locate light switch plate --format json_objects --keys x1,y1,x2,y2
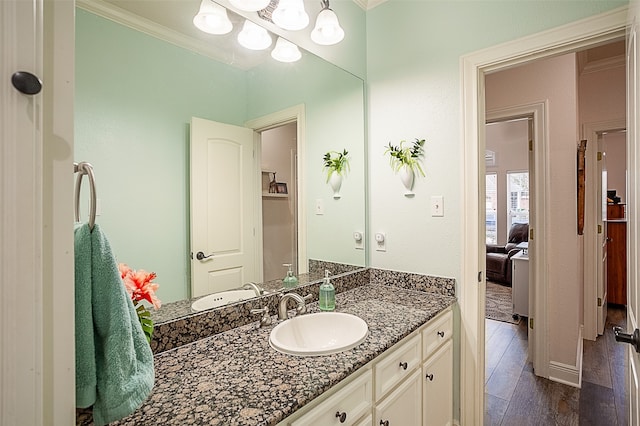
[
  {"x1": 315, "y1": 199, "x2": 324, "y2": 215},
  {"x1": 431, "y1": 196, "x2": 444, "y2": 217}
]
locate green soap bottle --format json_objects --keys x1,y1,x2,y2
[
  {"x1": 319, "y1": 270, "x2": 335, "y2": 311},
  {"x1": 282, "y1": 263, "x2": 298, "y2": 289}
]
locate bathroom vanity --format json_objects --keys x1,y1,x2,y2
[
  {"x1": 108, "y1": 279, "x2": 456, "y2": 426},
  {"x1": 280, "y1": 306, "x2": 453, "y2": 426}
]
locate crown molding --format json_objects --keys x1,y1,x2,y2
[
  {"x1": 352, "y1": 0, "x2": 388, "y2": 11},
  {"x1": 581, "y1": 54, "x2": 625, "y2": 75},
  {"x1": 76, "y1": 0, "x2": 245, "y2": 69}
]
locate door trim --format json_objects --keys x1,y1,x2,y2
[
  {"x1": 245, "y1": 105, "x2": 308, "y2": 275},
  {"x1": 460, "y1": 6, "x2": 627, "y2": 424},
  {"x1": 582, "y1": 119, "x2": 626, "y2": 341}
]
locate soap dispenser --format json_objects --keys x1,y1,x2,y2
[
  {"x1": 282, "y1": 263, "x2": 298, "y2": 289},
  {"x1": 319, "y1": 270, "x2": 335, "y2": 311}
]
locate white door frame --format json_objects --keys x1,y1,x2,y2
[
  {"x1": 1, "y1": 0, "x2": 76, "y2": 424},
  {"x1": 245, "y1": 105, "x2": 308, "y2": 276},
  {"x1": 583, "y1": 119, "x2": 626, "y2": 340},
  {"x1": 460, "y1": 7, "x2": 627, "y2": 423},
  {"x1": 486, "y1": 102, "x2": 547, "y2": 377}
]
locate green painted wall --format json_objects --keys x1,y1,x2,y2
[
  {"x1": 75, "y1": 8, "x2": 366, "y2": 303},
  {"x1": 365, "y1": 0, "x2": 627, "y2": 420},
  {"x1": 367, "y1": 0, "x2": 627, "y2": 279},
  {"x1": 76, "y1": 9, "x2": 247, "y2": 303},
  {"x1": 246, "y1": 54, "x2": 366, "y2": 266}
]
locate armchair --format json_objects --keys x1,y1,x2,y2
[{"x1": 486, "y1": 223, "x2": 529, "y2": 286}]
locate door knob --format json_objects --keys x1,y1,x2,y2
[
  {"x1": 614, "y1": 327, "x2": 640, "y2": 352},
  {"x1": 11, "y1": 71, "x2": 42, "y2": 95},
  {"x1": 195, "y1": 251, "x2": 214, "y2": 261}
]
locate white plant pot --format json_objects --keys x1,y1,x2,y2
[
  {"x1": 328, "y1": 172, "x2": 342, "y2": 199},
  {"x1": 399, "y1": 166, "x2": 414, "y2": 196}
]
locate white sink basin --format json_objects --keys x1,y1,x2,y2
[
  {"x1": 191, "y1": 289, "x2": 257, "y2": 312},
  {"x1": 269, "y1": 312, "x2": 368, "y2": 356}
]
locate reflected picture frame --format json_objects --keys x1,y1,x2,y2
[{"x1": 276, "y1": 182, "x2": 288, "y2": 194}]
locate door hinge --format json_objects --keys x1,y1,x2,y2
[
  {"x1": 598, "y1": 297, "x2": 603, "y2": 307},
  {"x1": 598, "y1": 224, "x2": 602, "y2": 234},
  {"x1": 529, "y1": 229, "x2": 534, "y2": 240},
  {"x1": 529, "y1": 318, "x2": 534, "y2": 329},
  {"x1": 597, "y1": 151, "x2": 603, "y2": 161},
  {"x1": 529, "y1": 140, "x2": 533, "y2": 151}
]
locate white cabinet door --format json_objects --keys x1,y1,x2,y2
[
  {"x1": 422, "y1": 340, "x2": 453, "y2": 426},
  {"x1": 375, "y1": 370, "x2": 421, "y2": 426}
]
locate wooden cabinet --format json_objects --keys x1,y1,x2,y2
[
  {"x1": 280, "y1": 307, "x2": 454, "y2": 426},
  {"x1": 607, "y1": 220, "x2": 627, "y2": 305},
  {"x1": 607, "y1": 203, "x2": 626, "y2": 219}
]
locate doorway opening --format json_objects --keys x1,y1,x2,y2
[
  {"x1": 246, "y1": 104, "x2": 308, "y2": 282},
  {"x1": 483, "y1": 113, "x2": 535, "y2": 415},
  {"x1": 259, "y1": 122, "x2": 299, "y2": 281},
  {"x1": 460, "y1": 9, "x2": 628, "y2": 421}
]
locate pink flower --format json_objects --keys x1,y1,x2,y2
[
  {"x1": 118, "y1": 263, "x2": 162, "y2": 310},
  {"x1": 118, "y1": 263, "x2": 132, "y2": 280}
]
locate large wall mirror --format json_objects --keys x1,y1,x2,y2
[{"x1": 74, "y1": 0, "x2": 367, "y2": 311}]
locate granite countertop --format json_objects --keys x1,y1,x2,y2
[{"x1": 112, "y1": 283, "x2": 456, "y2": 426}]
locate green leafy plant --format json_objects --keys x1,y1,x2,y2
[
  {"x1": 384, "y1": 138, "x2": 426, "y2": 176},
  {"x1": 322, "y1": 149, "x2": 350, "y2": 181}
]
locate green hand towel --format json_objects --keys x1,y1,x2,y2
[
  {"x1": 75, "y1": 223, "x2": 97, "y2": 407},
  {"x1": 74, "y1": 223, "x2": 155, "y2": 426}
]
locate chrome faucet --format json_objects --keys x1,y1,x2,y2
[
  {"x1": 278, "y1": 293, "x2": 311, "y2": 320},
  {"x1": 242, "y1": 282, "x2": 264, "y2": 296}
]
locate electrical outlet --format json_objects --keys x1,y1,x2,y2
[
  {"x1": 375, "y1": 232, "x2": 386, "y2": 251},
  {"x1": 315, "y1": 199, "x2": 324, "y2": 215},
  {"x1": 354, "y1": 231, "x2": 364, "y2": 250},
  {"x1": 431, "y1": 195, "x2": 444, "y2": 217}
]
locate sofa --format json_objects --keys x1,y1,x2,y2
[{"x1": 486, "y1": 223, "x2": 529, "y2": 286}]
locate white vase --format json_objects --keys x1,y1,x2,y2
[
  {"x1": 399, "y1": 166, "x2": 414, "y2": 195},
  {"x1": 328, "y1": 172, "x2": 342, "y2": 199}
]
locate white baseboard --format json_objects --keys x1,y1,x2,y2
[{"x1": 548, "y1": 325, "x2": 583, "y2": 388}]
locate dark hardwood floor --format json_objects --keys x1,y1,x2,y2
[{"x1": 485, "y1": 305, "x2": 628, "y2": 425}]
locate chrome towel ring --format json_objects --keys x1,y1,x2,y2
[{"x1": 74, "y1": 162, "x2": 97, "y2": 231}]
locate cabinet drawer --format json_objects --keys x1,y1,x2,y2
[
  {"x1": 374, "y1": 334, "x2": 421, "y2": 400},
  {"x1": 291, "y1": 369, "x2": 372, "y2": 426},
  {"x1": 422, "y1": 309, "x2": 452, "y2": 360}
]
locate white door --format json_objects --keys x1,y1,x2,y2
[
  {"x1": 620, "y1": 1, "x2": 640, "y2": 422},
  {"x1": 597, "y1": 134, "x2": 608, "y2": 335},
  {"x1": 190, "y1": 117, "x2": 258, "y2": 297}
]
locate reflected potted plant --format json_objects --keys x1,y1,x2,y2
[
  {"x1": 323, "y1": 149, "x2": 350, "y2": 199},
  {"x1": 384, "y1": 138, "x2": 426, "y2": 195},
  {"x1": 118, "y1": 263, "x2": 161, "y2": 343}
]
